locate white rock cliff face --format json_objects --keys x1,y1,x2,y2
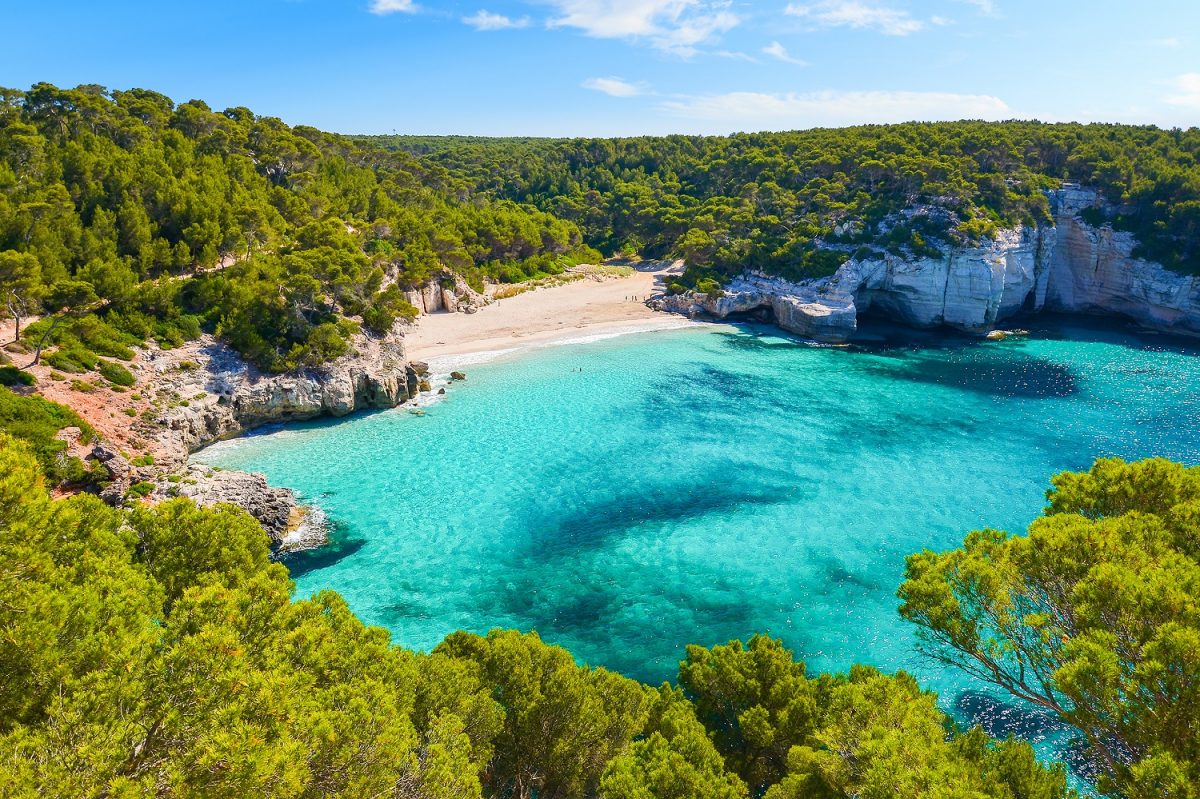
[
  {"x1": 133, "y1": 329, "x2": 423, "y2": 548},
  {"x1": 653, "y1": 188, "x2": 1200, "y2": 342},
  {"x1": 1042, "y1": 190, "x2": 1200, "y2": 335},
  {"x1": 145, "y1": 329, "x2": 422, "y2": 459}
]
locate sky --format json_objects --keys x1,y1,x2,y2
[{"x1": 3, "y1": 0, "x2": 1199, "y2": 136}]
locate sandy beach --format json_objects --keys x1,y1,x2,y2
[{"x1": 403, "y1": 261, "x2": 694, "y2": 367}]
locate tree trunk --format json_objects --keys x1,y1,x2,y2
[
  {"x1": 27, "y1": 314, "x2": 63, "y2": 367},
  {"x1": 5, "y1": 296, "x2": 22, "y2": 343}
]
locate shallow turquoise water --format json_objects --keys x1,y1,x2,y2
[{"x1": 198, "y1": 316, "x2": 1200, "y2": 773}]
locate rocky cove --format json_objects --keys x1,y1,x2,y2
[
  {"x1": 86, "y1": 187, "x2": 1200, "y2": 551},
  {"x1": 652, "y1": 187, "x2": 1200, "y2": 342},
  {"x1": 73, "y1": 324, "x2": 429, "y2": 550}
]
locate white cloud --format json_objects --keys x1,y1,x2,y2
[
  {"x1": 1151, "y1": 36, "x2": 1182, "y2": 48},
  {"x1": 1165, "y1": 73, "x2": 1200, "y2": 109},
  {"x1": 661, "y1": 89, "x2": 1012, "y2": 132},
  {"x1": 785, "y1": 1, "x2": 924, "y2": 36},
  {"x1": 583, "y1": 76, "x2": 646, "y2": 97},
  {"x1": 543, "y1": 1, "x2": 740, "y2": 55},
  {"x1": 369, "y1": 0, "x2": 417, "y2": 14},
  {"x1": 717, "y1": 50, "x2": 760, "y2": 63},
  {"x1": 762, "y1": 41, "x2": 806, "y2": 65},
  {"x1": 463, "y1": 10, "x2": 531, "y2": 30},
  {"x1": 957, "y1": 0, "x2": 995, "y2": 15}
]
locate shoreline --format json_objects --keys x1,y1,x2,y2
[
  {"x1": 403, "y1": 261, "x2": 685, "y2": 368},
  {"x1": 420, "y1": 316, "x2": 704, "y2": 375}
]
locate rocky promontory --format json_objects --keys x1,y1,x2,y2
[
  {"x1": 143, "y1": 329, "x2": 424, "y2": 458},
  {"x1": 652, "y1": 187, "x2": 1200, "y2": 342},
  {"x1": 22, "y1": 273, "x2": 487, "y2": 549},
  {"x1": 123, "y1": 326, "x2": 429, "y2": 547}
]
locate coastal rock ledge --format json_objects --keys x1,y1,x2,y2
[
  {"x1": 651, "y1": 187, "x2": 1200, "y2": 342},
  {"x1": 137, "y1": 329, "x2": 425, "y2": 548}
]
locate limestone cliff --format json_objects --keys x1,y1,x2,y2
[
  {"x1": 125, "y1": 327, "x2": 425, "y2": 548},
  {"x1": 652, "y1": 187, "x2": 1200, "y2": 342},
  {"x1": 404, "y1": 272, "x2": 489, "y2": 315},
  {"x1": 145, "y1": 329, "x2": 422, "y2": 458},
  {"x1": 1041, "y1": 188, "x2": 1200, "y2": 335}
]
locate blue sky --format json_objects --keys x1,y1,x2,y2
[{"x1": 4, "y1": 1, "x2": 1198, "y2": 136}]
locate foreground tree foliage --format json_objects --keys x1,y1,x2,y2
[
  {"x1": 0, "y1": 431, "x2": 1072, "y2": 798},
  {"x1": 678, "y1": 637, "x2": 1068, "y2": 799},
  {"x1": 900, "y1": 457, "x2": 1200, "y2": 798}
]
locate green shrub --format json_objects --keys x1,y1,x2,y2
[
  {"x1": 97, "y1": 360, "x2": 136, "y2": 387},
  {"x1": 127, "y1": 480, "x2": 155, "y2": 498},
  {"x1": 71, "y1": 315, "x2": 137, "y2": 360},
  {"x1": 131, "y1": 454, "x2": 155, "y2": 467},
  {"x1": 0, "y1": 386, "x2": 95, "y2": 484},
  {"x1": 0, "y1": 366, "x2": 35, "y2": 387},
  {"x1": 43, "y1": 346, "x2": 99, "y2": 374},
  {"x1": 69, "y1": 380, "x2": 96, "y2": 393},
  {"x1": 694, "y1": 278, "x2": 724, "y2": 299}
]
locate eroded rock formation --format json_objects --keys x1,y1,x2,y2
[
  {"x1": 653, "y1": 187, "x2": 1200, "y2": 342},
  {"x1": 128, "y1": 327, "x2": 428, "y2": 547}
]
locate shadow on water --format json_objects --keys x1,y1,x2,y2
[
  {"x1": 818, "y1": 555, "x2": 886, "y2": 592},
  {"x1": 712, "y1": 324, "x2": 818, "y2": 353},
  {"x1": 482, "y1": 568, "x2": 768, "y2": 683},
  {"x1": 862, "y1": 353, "x2": 1078, "y2": 399},
  {"x1": 239, "y1": 406, "x2": 395, "y2": 440},
  {"x1": 519, "y1": 476, "x2": 804, "y2": 564},
  {"x1": 956, "y1": 690, "x2": 1071, "y2": 743},
  {"x1": 705, "y1": 318, "x2": 1081, "y2": 399},
  {"x1": 279, "y1": 519, "x2": 367, "y2": 578}
]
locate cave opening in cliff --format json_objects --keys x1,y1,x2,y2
[{"x1": 722, "y1": 306, "x2": 778, "y2": 326}]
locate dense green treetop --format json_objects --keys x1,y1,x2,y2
[
  {"x1": 0, "y1": 83, "x2": 596, "y2": 372},
  {"x1": 367, "y1": 122, "x2": 1200, "y2": 281},
  {"x1": 900, "y1": 457, "x2": 1200, "y2": 798}
]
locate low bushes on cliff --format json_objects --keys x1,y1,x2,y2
[
  {"x1": 96, "y1": 359, "x2": 135, "y2": 387},
  {"x1": 0, "y1": 365, "x2": 34, "y2": 386},
  {"x1": 0, "y1": 387, "x2": 94, "y2": 483}
]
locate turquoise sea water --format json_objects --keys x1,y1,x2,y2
[{"x1": 198, "y1": 315, "x2": 1200, "y2": 775}]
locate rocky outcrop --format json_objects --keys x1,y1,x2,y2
[
  {"x1": 166, "y1": 465, "x2": 319, "y2": 549},
  {"x1": 115, "y1": 326, "x2": 429, "y2": 548},
  {"x1": 143, "y1": 329, "x2": 424, "y2": 459},
  {"x1": 651, "y1": 279, "x2": 857, "y2": 343},
  {"x1": 91, "y1": 442, "x2": 134, "y2": 505},
  {"x1": 405, "y1": 273, "x2": 488, "y2": 315},
  {"x1": 652, "y1": 187, "x2": 1200, "y2": 342},
  {"x1": 1041, "y1": 189, "x2": 1200, "y2": 335}
]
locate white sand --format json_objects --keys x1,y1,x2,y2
[{"x1": 403, "y1": 262, "x2": 693, "y2": 367}]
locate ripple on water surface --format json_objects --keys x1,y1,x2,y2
[{"x1": 197, "y1": 315, "x2": 1200, "y2": 783}]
